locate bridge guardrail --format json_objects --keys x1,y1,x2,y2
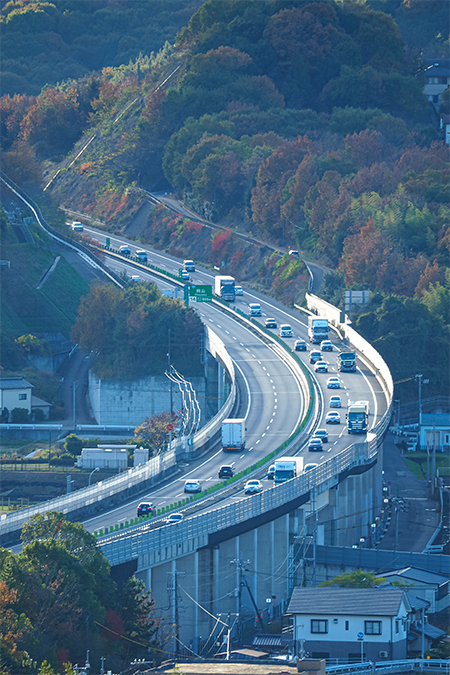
[{"x1": 0, "y1": 327, "x2": 235, "y2": 540}]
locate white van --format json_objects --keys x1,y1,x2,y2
[
  {"x1": 135, "y1": 250, "x2": 148, "y2": 262},
  {"x1": 71, "y1": 221, "x2": 83, "y2": 232},
  {"x1": 249, "y1": 303, "x2": 262, "y2": 316},
  {"x1": 183, "y1": 260, "x2": 195, "y2": 272}
]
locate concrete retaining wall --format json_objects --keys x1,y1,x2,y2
[{"x1": 89, "y1": 372, "x2": 207, "y2": 426}]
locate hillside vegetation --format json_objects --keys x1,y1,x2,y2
[
  {"x1": 0, "y1": 216, "x2": 90, "y2": 371},
  {"x1": 71, "y1": 282, "x2": 205, "y2": 379},
  {"x1": 0, "y1": 0, "x2": 448, "y2": 399}
]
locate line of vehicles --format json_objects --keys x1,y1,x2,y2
[{"x1": 99, "y1": 244, "x2": 370, "y2": 517}]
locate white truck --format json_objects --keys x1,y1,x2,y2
[
  {"x1": 221, "y1": 418, "x2": 245, "y2": 452},
  {"x1": 308, "y1": 316, "x2": 329, "y2": 343},
  {"x1": 274, "y1": 456, "x2": 304, "y2": 485},
  {"x1": 214, "y1": 275, "x2": 236, "y2": 301}
]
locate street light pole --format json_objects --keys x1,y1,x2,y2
[{"x1": 88, "y1": 467, "x2": 99, "y2": 486}]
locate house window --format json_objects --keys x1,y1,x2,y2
[
  {"x1": 311, "y1": 620, "x2": 328, "y2": 634},
  {"x1": 365, "y1": 621, "x2": 382, "y2": 635},
  {"x1": 395, "y1": 619, "x2": 400, "y2": 633},
  {"x1": 19, "y1": 393, "x2": 27, "y2": 400},
  {"x1": 345, "y1": 621, "x2": 349, "y2": 630}
]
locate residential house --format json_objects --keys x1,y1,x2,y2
[
  {"x1": 423, "y1": 59, "x2": 450, "y2": 109},
  {"x1": 0, "y1": 377, "x2": 33, "y2": 419},
  {"x1": 377, "y1": 567, "x2": 449, "y2": 614},
  {"x1": 404, "y1": 593, "x2": 447, "y2": 655},
  {"x1": 287, "y1": 588, "x2": 410, "y2": 662}
]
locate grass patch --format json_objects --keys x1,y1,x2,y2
[
  {"x1": 0, "y1": 239, "x2": 90, "y2": 340},
  {"x1": 41, "y1": 255, "x2": 90, "y2": 325},
  {"x1": 403, "y1": 452, "x2": 450, "y2": 481}
]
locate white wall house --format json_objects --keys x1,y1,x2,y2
[
  {"x1": 419, "y1": 413, "x2": 450, "y2": 455},
  {"x1": 288, "y1": 588, "x2": 410, "y2": 662},
  {"x1": 0, "y1": 377, "x2": 33, "y2": 417},
  {"x1": 423, "y1": 60, "x2": 450, "y2": 109}
]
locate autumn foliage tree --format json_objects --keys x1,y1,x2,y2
[
  {"x1": 71, "y1": 282, "x2": 204, "y2": 379},
  {"x1": 0, "y1": 512, "x2": 158, "y2": 671}
]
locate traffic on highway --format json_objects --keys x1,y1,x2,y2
[{"x1": 75, "y1": 222, "x2": 387, "y2": 537}]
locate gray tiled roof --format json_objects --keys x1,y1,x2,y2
[
  {"x1": 405, "y1": 592, "x2": 429, "y2": 612},
  {"x1": 288, "y1": 588, "x2": 407, "y2": 616},
  {"x1": 0, "y1": 377, "x2": 33, "y2": 390}
]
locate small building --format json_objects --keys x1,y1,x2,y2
[
  {"x1": 287, "y1": 587, "x2": 410, "y2": 662},
  {"x1": 31, "y1": 395, "x2": 51, "y2": 420},
  {"x1": 423, "y1": 59, "x2": 450, "y2": 109},
  {"x1": 0, "y1": 377, "x2": 33, "y2": 418},
  {"x1": 77, "y1": 445, "x2": 135, "y2": 470},
  {"x1": 441, "y1": 114, "x2": 450, "y2": 145},
  {"x1": 419, "y1": 413, "x2": 450, "y2": 455}
]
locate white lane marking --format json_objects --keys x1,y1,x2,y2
[
  {"x1": 274, "y1": 405, "x2": 277, "y2": 409},
  {"x1": 262, "y1": 433, "x2": 266, "y2": 437},
  {"x1": 270, "y1": 419, "x2": 274, "y2": 423},
  {"x1": 252, "y1": 354, "x2": 256, "y2": 358},
  {"x1": 225, "y1": 330, "x2": 229, "y2": 334},
  {"x1": 240, "y1": 454, "x2": 245, "y2": 459},
  {"x1": 263, "y1": 366, "x2": 266, "y2": 370},
  {"x1": 256, "y1": 440, "x2": 260, "y2": 444},
  {"x1": 217, "y1": 325, "x2": 222, "y2": 329},
  {"x1": 233, "y1": 336, "x2": 237, "y2": 340}
]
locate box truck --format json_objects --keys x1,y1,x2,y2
[
  {"x1": 274, "y1": 456, "x2": 304, "y2": 485},
  {"x1": 221, "y1": 418, "x2": 245, "y2": 452},
  {"x1": 214, "y1": 275, "x2": 236, "y2": 301},
  {"x1": 308, "y1": 316, "x2": 329, "y2": 343}
]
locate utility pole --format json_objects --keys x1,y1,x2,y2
[
  {"x1": 230, "y1": 556, "x2": 249, "y2": 640},
  {"x1": 415, "y1": 374, "x2": 423, "y2": 422},
  {"x1": 168, "y1": 329, "x2": 173, "y2": 422},
  {"x1": 174, "y1": 568, "x2": 180, "y2": 658},
  {"x1": 311, "y1": 486, "x2": 317, "y2": 587},
  {"x1": 72, "y1": 380, "x2": 79, "y2": 428},
  {"x1": 431, "y1": 418, "x2": 437, "y2": 496}
]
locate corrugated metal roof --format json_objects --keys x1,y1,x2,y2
[
  {"x1": 288, "y1": 588, "x2": 407, "y2": 616},
  {"x1": 410, "y1": 623, "x2": 447, "y2": 640}
]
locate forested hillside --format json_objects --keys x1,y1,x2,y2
[{"x1": 0, "y1": 0, "x2": 448, "y2": 399}]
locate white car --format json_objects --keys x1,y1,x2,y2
[
  {"x1": 184, "y1": 479, "x2": 202, "y2": 493},
  {"x1": 304, "y1": 463, "x2": 318, "y2": 472},
  {"x1": 244, "y1": 480, "x2": 263, "y2": 494},
  {"x1": 329, "y1": 396, "x2": 342, "y2": 408},
  {"x1": 279, "y1": 324, "x2": 293, "y2": 337},
  {"x1": 166, "y1": 513, "x2": 184, "y2": 524},
  {"x1": 326, "y1": 411, "x2": 341, "y2": 424},
  {"x1": 181, "y1": 270, "x2": 190, "y2": 281},
  {"x1": 234, "y1": 285, "x2": 243, "y2": 296},
  {"x1": 327, "y1": 377, "x2": 341, "y2": 389},
  {"x1": 315, "y1": 361, "x2": 328, "y2": 373}
]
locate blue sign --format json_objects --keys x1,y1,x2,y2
[{"x1": 357, "y1": 632, "x2": 364, "y2": 640}]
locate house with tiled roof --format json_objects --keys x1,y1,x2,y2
[
  {"x1": 287, "y1": 588, "x2": 410, "y2": 662},
  {"x1": 423, "y1": 59, "x2": 450, "y2": 109}
]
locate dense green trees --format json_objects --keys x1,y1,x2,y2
[
  {"x1": 71, "y1": 282, "x2": 204, "y2": 380},
  {"x1": 0, "y1": 512, "x2": 157, "y2": 672},
  {"x1": 0, "y1": 0, "x2": 203, "y2": 96}
]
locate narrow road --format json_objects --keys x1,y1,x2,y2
[
  {"x1": 58, "y1": 350, "x2": 96, "y2": 428},
  {"x1": 378, "y1": 433, "x2": 439, "y2": 553}
]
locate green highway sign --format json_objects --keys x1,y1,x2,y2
[
  {"x1": 106, "y1": 237, "x2": 110, "y2": 247},
  {"x1": 189, "y1": 285, "x2": 212, "y2": 303}
]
